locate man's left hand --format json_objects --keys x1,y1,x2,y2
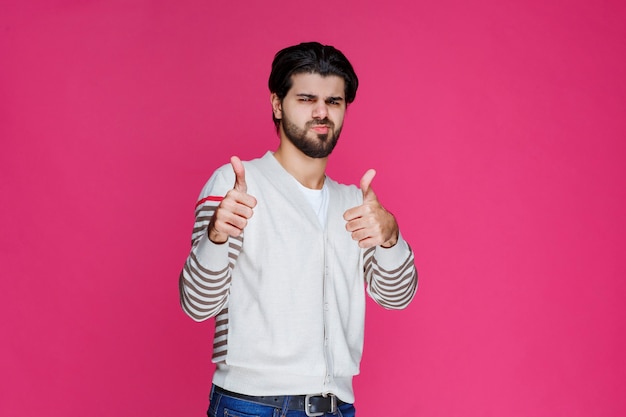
[{"x1": 343, "y1": 169, "x2": 399, "y2": 249}]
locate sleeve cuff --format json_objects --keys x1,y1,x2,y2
[
  {"x1": 374, "y1": 233, "x2": 411, "y2": 269},
  {"x1": 194, "y1": 231, "x2": 231, "y2": 271}
]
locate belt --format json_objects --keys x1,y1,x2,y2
[{"x1": 214, "y1": 385, "x2": 346, "y2": 416}]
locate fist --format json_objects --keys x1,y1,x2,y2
[
  {"x1": 343, "y1": 169, "x2": 399, "y2": 248},
  {"x1": 208, "y1": 156, "x2": 257, "y2": 244}
]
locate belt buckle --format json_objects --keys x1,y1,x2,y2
[{"x1": 305, "y1": 394, "x2": 337, "y2": 417}]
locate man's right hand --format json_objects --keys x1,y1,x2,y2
[{"x1": 207, "y1": 156, "x2": 257, "y2": 244}]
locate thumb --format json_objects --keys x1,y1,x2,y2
[
  {"x1": 360, "y1": 169, "x2": 377, "y2": 202},
  {"x1": 230, "y1": 156, "x2": 247, "y2": 193}
]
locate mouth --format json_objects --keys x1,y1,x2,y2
[
  {"x1": 309, "y1": 119, "x2": 333, "y2": 133},
  {"x1": 311, "y1": 125, "x2": 330, "y2": 134}
]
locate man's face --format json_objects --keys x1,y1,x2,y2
[{"x1": 273, "y1": 72, "x2": 346, "y2": 158}]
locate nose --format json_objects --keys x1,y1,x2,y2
[{"x1": 312, "y1": 101, "x2": 328, "y2": 120}]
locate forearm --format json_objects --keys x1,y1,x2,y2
[
  {"x1": 179, "y1": 197, "x2": 241, "y2": 321},
  {"x1": 365, "y1": 234, "x2": 418, "y2": 310},
  {"x1": 179, "y1": 234, "x2": 238, "y2": 321}
]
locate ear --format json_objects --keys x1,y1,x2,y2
[{"x1": 270, "y1": 93, "x2": 282, "y2": 120}]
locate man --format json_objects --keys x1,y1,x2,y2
[{"x1": 180, "y1": 42, "x2": 417, "y2": 417}]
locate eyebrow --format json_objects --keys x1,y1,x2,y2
[{"x1": 296, "y1": 94, "x2": 345, "y2": 102}]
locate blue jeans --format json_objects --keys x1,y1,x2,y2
[{"x1": 207, "y1": 385, "x2": 356, "y2": 417}]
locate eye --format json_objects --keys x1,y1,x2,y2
[{"x1": 297, "y1": 95, "x2": 315, "y2": 102}]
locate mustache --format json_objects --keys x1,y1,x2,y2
[{"x1": 307, "y1": 119, "x2": 334, "y2": 129}]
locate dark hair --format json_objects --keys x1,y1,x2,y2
[{"x1": 268, "y1": 42, "x2": 359, "y2": 129}]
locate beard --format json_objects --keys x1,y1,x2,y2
[{"x1": 281, "y1": 115, "x2": 343, "y2": 159}]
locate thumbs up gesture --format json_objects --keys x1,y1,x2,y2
[
  {"x1": 343, "y1": 169, "x2": 399, "y2": 249},
  {"x1": 208, "y1": 156, "x2": 258, "y2": 244}
]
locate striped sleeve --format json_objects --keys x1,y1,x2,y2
[
  {"x1": 179, "y1": 173, "x2": 243, "y2": 322},
  {"x1": 364, "y1": 235, "x2": 418, "y2": 310}
]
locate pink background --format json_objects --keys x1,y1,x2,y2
[{"x1": 1, "y1": 1, "x2": 625, "y2": 416}]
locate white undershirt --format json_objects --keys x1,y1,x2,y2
[{"x1": 293, "y1": 179, "x2": 329, "y2": 229}]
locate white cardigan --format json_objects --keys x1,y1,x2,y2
[{"x1": 180, "y1": 152, "x2": 417, "y2": 403}]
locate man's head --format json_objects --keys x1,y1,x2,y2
[{"x1": 268, "y1": 42, "x2": 359, "y2": 158}]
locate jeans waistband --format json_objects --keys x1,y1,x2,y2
[{"x1": 213, "y1": 385, "x2": 346, "y2": 415}]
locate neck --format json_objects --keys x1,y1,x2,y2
[{"x1": 274, "y1": 139, "x2": 328, "y2": 190}]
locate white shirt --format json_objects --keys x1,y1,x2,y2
[{"x1": 293, "y1": 178, "x2": 329, "y2": 229}]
